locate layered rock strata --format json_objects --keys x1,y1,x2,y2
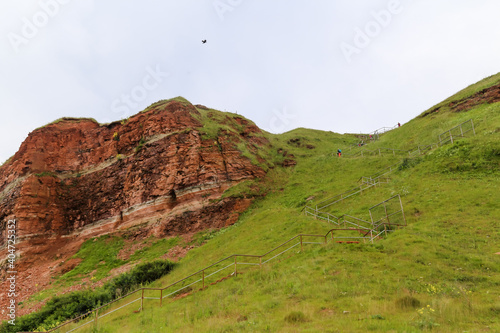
[{"x1": 0, "y1": 99, "x2": 268, "y2": 313}]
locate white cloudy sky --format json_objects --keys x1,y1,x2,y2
[{"x1": 1, "y1": 0, "x2": 499, "y2": 163}]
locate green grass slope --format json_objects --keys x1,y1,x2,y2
[{"x1": 11, "y1": 74, "x2": 500, "y2": 332}]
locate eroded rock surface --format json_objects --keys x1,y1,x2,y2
[{"x1": 0, "y1": 99, "x2": 269, "y2": 313}]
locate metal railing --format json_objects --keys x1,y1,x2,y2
[
  {"x1": 369, "y1": 195, "x2": 407, "y2": 229},
  {"x1": 22, "y1": 227, "x2": 384, "y2": 333},
  {"x1": 438, "y1": 119, "x2": 476, "y2": 145},
  {"x1": 344, "y1": 144, "x2": 442, "y2": 158},
  {"x1": 313, "y1": 181, "x2": 378, "y2": 211},
  {"x1": 371, "y1": 125, "x2": 399, "y2": 136},
  {"x1": 365, "y1": 162, "x2": 400, "y2": 180},
  {"x1": 342, "y1": 123, "x2": 401, "y2": 153},
  {"x1": 352, "y1": 125, "x2": 399, "y2": 144},
  {"x1": 407, "y1": 144, "x2": 439, "y2": 157},
  {"x1": 303, "y1": 207, "x2": 373, "y2": 231},
  {"x1": 344, "y1": 120, "x2": 475, "y2": 159},
  {"x1": 307, "y1": 163, "x2": 396, "y2": 214},
  {"x1": 306, "y1": 194, "x2": 406, "y2": 241},
  {"x1": 306, "y1": 194, "x2": 404, "y2": 232},
  {"x1": 303, "y1": 154, "x2": 407, "y2": 249}
]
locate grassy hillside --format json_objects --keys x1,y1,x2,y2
[
  {"x1": 7, "y1": 75, "x2": 500, "y2": 332},
  {"x1": 422, "y1": 72, "x2": 500, "y2": 114}
]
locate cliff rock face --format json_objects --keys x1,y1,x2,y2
[{"x1": 0, "y1": 99, "x2": 269, "y2": 312}]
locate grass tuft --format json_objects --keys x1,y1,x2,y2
[
  {"x1": 284, "y1": 311, "x2": 308, "y2": 323},
  {"x1": 395, "y1": 295, "x2": 422, "y2": 309}
]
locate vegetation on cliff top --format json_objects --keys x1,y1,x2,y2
[
  {"x1": 34, "y1": 117, "x2": 99, "y2": 131},
  {"x1": 31, "y1": 96, "x2": 189, "y2": 132}
]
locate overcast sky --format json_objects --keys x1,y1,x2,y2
[{"x1": 1, "y1": 0, "x2": 499, "y2": 164}]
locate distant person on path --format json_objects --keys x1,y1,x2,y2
[
  {"x1": 337, "y1": 149, "x2": 342, "y2": 157},
  {"x1": 398, "y1": 122, "x2": 401, "y2": 127}
]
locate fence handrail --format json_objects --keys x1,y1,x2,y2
[
  {"x1": 157, "y1": 234, "x2": 305, "y2": 294},
  {"x1": 321, "y1": 120, "x2": 476, "y2": 212},
  {"x1": 342, "y1": 214, "x2": 373, "y2": 227},
  {"x1": 37, "y1": 226, "x2": 379, "y2": 333},
  {"x1": 315, "y1": 182, "x2": 376, "y2": 211},
  {"x1": 437, "y1": 119, "x2": 475, "y2": 139},
  {"x1": 367, "y1": 162, "x2": 400, "y2": 179},
  {"x1": 314, "y1": 172, "x2": 391, "y2": 210},
  {"x1": 311, "y1": 167, "x2": 395, "y2": 212},
  {"x1": 325, "y1": 228, "x2": 371, "y2": 239},
  {"x1": 368, "y1": 194, "x2": 400, "y2": 210},
  {"x1": 340, "y1": 123, "x2": 401, "y2": 154},
  {"x1": 371, "y1": 125, "x2": 399, "y2": 135},
  {"x1": 343, "y1": 119, "x2": 475, "y2": 158}
]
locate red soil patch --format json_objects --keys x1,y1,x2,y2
[{"x1": 421, "y1": 82, "x2": 500, "y2": 117}]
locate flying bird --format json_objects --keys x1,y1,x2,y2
[{"x1": 202, "y1": 40, "x2": 207, "y2": 44}]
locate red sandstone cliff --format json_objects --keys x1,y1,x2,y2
[{"x1": 0, "y1": 98, "x2": 270, "y2": 313}]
